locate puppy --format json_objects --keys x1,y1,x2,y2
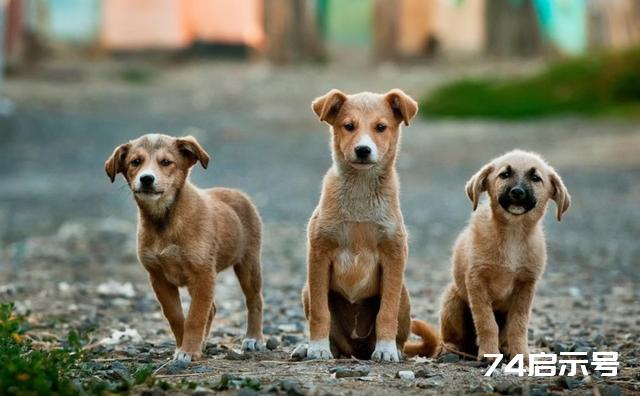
[
  {"x1": 297, "y1": 89, "x2": 438, "y2": 362},
  {"x1": 105, "y1": 134, "x2": 265, "y2": 362},
  {"x1": 439, "y1": 150, "x2": 570, "y2": 361}
]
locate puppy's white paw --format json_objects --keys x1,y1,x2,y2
[
  {"x1": 371, "y1": 340, "x2": 400, "y2": 362},
  {"x1": 242, "y1": 338, "x2": 266, "y2": 352},
  {"x1": 307, "y1": 338, "x2": 333, "y2": 360},
  {"x1": 173, "y1": 349, "x2": 193, "y2": 363}
]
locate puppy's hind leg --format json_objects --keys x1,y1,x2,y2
[
  {"x1": 440, "y1": 283, "x2": 476, "y2": 356},
  {"x1": 234, "y1": 251, "x2": 265, "y2": 352},
  {"x1": 203, "y1": 302, "x2": 217, "y2": 342}
]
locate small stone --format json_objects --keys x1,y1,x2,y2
[
  {"x1": 535, "y1": 335, "x2": 554, "y2": 348},
  {"x1": 191, "y1": 365, "x2": 212, "y2": 374},
  {"x1": 552, "y1": 341, "x2": 574, "y2": 353},
  {"x1": 494, "y1": 381, "x2": 514, "y2": 394},
  {"x1": 557, "y1": 376, "x2": 582, "y2": 390},
  {"x1": 396, "y1": 370, "x2": 415, "y2": 380},
  {"x1": 601, "y1": 385, "x2": 622, "y2": 396},
  {"x1": 290, "y1": 344, "x2": 308, "y2": 361},
  {"x1": 165, "y1": 360, "x2": 189, "y2": 375},
  {"x1": 593, "y1": 334, "x2": 606, "y2": 346},
  {"x1": 425, "y1": 374, "x2": 445, "y2": 387},
  {"x1": 436, "y1": 352, "x2": 461, "y2": 363},
  {"x1": 469, "y1": 380, "x2": 494, "y2": 393},
  {"x1": 224, "y1": 350, "x2": 250, "y2": 361},
  {"x1": 528, "y1": 384, "x2": 550, "y2": 396},
  {"x1": 266, "y1": 336, "x2": 280, "y2": 350},
  {"x1": 279, "y1": 380, "x2": 305, "y2": 396},
  {"x1": 414, "y1": 369, "x2": 433, "y2": 378},
  {"x1": 332, "y1": 365, "x2": 370, "y2": 378},
  {"x1": 281, "y1": 334, "x2": 302, "y2": 346},
  {"x1": 263, "y1": 325, "x2": 280, "y2": 335}
]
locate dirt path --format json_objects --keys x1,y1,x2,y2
[{"x1": 1, "y1": 59, "x2": 639, "y2": 395}]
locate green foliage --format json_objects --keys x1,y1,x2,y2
[
  {"x1": 0, "y1": 303, "x2": 85, "y2": 395},
  {"x1": 421, "y1": 48, "x2": 640, "y2": 119}
]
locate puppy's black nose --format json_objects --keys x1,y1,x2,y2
[
  {"x1": 354, "y1": 145, "x2": 371, "y2": 159},
  {"x1": 140, "y1": 174, "x2": 155, "y2": 186},
  {"x1": 509, "y1": 187, "x2": 525, "y2": 200}
]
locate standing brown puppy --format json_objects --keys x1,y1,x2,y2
[
  {"x1": 439, "y1": 150, "x2": 570, "y2": 361},
  {"x1": 105, "y1": 134, "x2": 265, "y2": 362},
  {"x1": 296, "y1": 89, "x2": 438, "y2": 361}
]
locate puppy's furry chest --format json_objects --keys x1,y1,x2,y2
[
  {"x1": 328, "y1": 222, "x2": 387, "y2": 303},
  {"x1": 139, "y1": 242, "x2": 202, "y2": 286},
  {"x1": 486, "y1": 242, "x2": 544, "y2": 306}
]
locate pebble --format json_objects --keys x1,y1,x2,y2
[
  {"x1": 469, "y1": 380, "x2": 494, "y2": 393},
  {"x1": 552, "y1": 341, "x2": 574, "y2": 353},
  {"x1": 436, "y1": 352, "x2": 461, "y2": 363},
  {"x1": 165, "y1": 360, "x2": 189, "y2": 375},
  {"x1": 557, "y1": 376, "x2": 582, "y2": 390},
  {"x1": 396, "y1": 370, "x2": 415, "y2": 380},
  {"x1": 601, "y1": 384, "x2": 622, "y2": 396},
  {"x1": 414, "y1": 369, "x2": 434, "y2": 378},
  {"x1": 290, "y1": 344, "x2": 308, "y2": 361},
  {"x1": 224, "y1": 350, "x2": 250, "y2": 361},
  {"x1": 281, "y1": 334, "x2": 302, "y2": 346},
  {"x1": 279, "y1": 380, "x2": 305, "y2": 396},
  {"x1": 331, "y1": 365, "x2": 370, "y2": 378},
  {"x1": 593, "y1": 334, "x2": 606, "y2": 346},
  {"x1": 266, "y1": 336, "x2": 280, "y2": 350}
]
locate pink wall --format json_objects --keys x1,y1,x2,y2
[{"x1": 102, "y1": 0, "x2": 264, "y2": 50}]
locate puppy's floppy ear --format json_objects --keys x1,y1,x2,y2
[
  {"x1": 385, "y1": 89, "x2": 418, "y2": 126},
  {"x1": 549, "y1": 168, "x2": 571, "y2": 221},
  {"x1": 465, "y1": 164, "x2": 494, "y2": 211},
  {"x1": 176, "y1": 136, "x2": 210, "y2": 169},
  {"x1": 311, "y1": 89, "x2": 348, "y2": 124},
  {"x1": 104, "y1": 143, "x2": 131, "y2": 183}
]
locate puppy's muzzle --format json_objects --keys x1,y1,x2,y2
[{"x1": 499, "y1": 184, "x2": 537, "y2": 215}]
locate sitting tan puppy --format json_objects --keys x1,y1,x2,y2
[
  {"x1": 439, "y1": 150, "x2": 570, "y2": 361},
  {"x1": 105, "y1": 134, "x2": 265, "y2": 362},
  {"x1": 296, "y1": 89, "x2": 438, "y2": 362}
]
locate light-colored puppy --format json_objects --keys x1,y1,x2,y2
[
  {"x1": 439, "y1": 150, "x2": 570, "y2": 361},
  {"x1": 105, "y1": 134, "x2": 265, "y2": 362},
  {"x1": 297, "y1": 89, "x2": 438, "y2": 362}
]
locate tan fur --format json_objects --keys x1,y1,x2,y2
[
  {"x1": 440, "y1": 150, "x2": 571, "y2": 361},
  {"x1": 302, "y1": 89, "x2": 433, "y2": 361},
  {"x1": 105, "y1": 134, "x2": 264, "y2": 361}
]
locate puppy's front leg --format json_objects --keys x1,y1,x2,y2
[
  {"x1": 372, "y1": 240, "x2": 406, "y2": 362},
  {"x1": 505, "y1": 281, "x2": 535, "y2": 360},
  {"x1": 306, "y1": 244, "x2": 333, "y2": 359},
  {"x1": 149, "y1": 272, "x2": 185, "y2": 349},
  {"x1": 467, "y1": 277, "x2": 500, "y2": 359},
  {"x1": 176, "y1": 274, "x2": 215, "y2": 362}
]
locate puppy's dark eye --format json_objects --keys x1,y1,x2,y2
[
  {"x1": 498, "y1": 171, "x2": 511, "y2": 179},
  {"x1": 131, "y1": 159, "x2": 141, "y2": 167},
  {"x1": 531, "y1": 174, "x2": 542, "y2": 182},
  {"x1": 160, "y1": 159, "x2": 173, "y2": 167},
  {"x1": 344, "y1": 122, "x2": 355, "y2": 132},
  {"x1": 375, "y1": 123, "x2": 387, "y2": 133}
]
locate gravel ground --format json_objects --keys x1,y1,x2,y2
[{"x1": 0, "y1": 59, "x2": 639, "y2": 395}]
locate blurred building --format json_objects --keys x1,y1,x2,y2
[{"x1": 1, "y1": 0, "x2": 640, "y2": 66}]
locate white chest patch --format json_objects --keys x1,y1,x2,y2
[{"x1": 355, "y1": 134, "x2": 378, "y2": 161}]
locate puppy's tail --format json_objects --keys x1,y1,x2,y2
[{"x1": 404, "y1": 319, "x2": 441, "y2": 358}]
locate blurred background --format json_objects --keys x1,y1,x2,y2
[{"x1": 0, "y1": 1, "x2": 639, "y2": 387}]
